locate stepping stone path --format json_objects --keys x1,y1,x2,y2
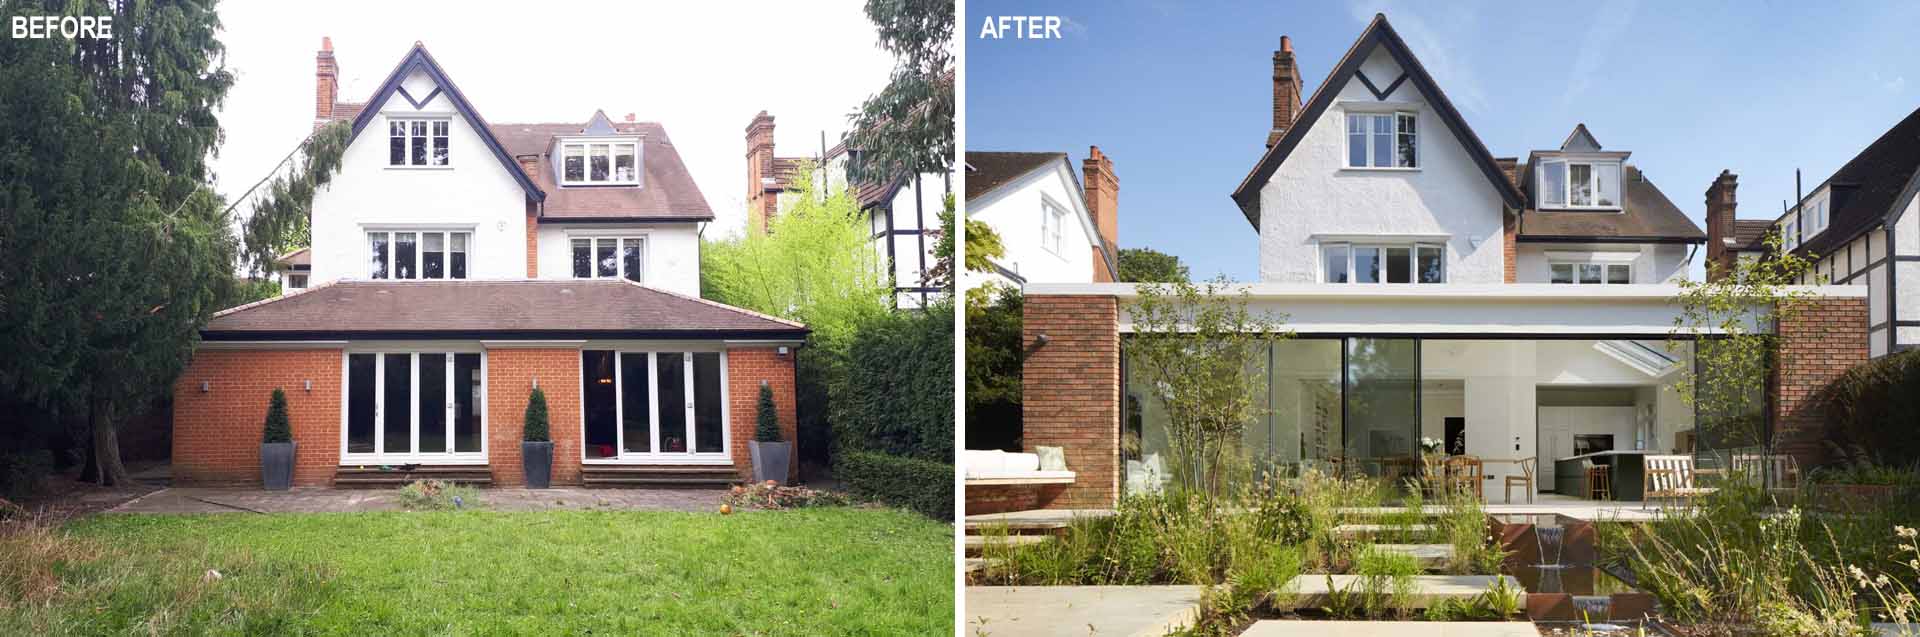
[
  {"x1": 1373, "y1": 544, "x2": 1453, "y2": 569},
  {"x1": 964, "y1": 534, "x2": 1052, "y2": 555},
  {"x1": 1241, "y1": 620, "x2": 1539, "y2": 636},
  {"x1": 1333, "y1": 523, "x2": 1435, "y2": 538},
  {"x1": 1276, "y1": 575, "x2": 1522, "y2": 610},
  {"x1": 966, "y1": 585, "x2": 1203, "y2": 637}
]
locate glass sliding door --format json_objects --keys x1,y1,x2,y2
[
  {"x1": 382, "y1": 353, "x2": 411, "y2": 454},
  {"x1": 342, "y1": 350, "x2": 485, "y2": 463},
  {"x1": 453, "y1": 354, "x2": 482, "y2": 453},
  {"x1": 656, "y1": 353, "x2": 688, "y2": 453},
  {"x1": 582, "y1": 351, "x2": 618, "y2": 459},
  {"x1": 693, "y1": 353, "x2": 723, "y2": 453},
  {"x1": 580, "y1": 349, "x2": 729, "y2": 463},
  {"x1": 419, "y1": 354, "x2": 446, "y2": 453},
  {"x1": 620, "y1": 352, "x2": 652, "y2": 454},
  {"x1": 1345, "y1": 338, "x2": 1420, "y2": 477},
  {"x1": 347, "y1": 354, "x2": 377, "y2": 453}
]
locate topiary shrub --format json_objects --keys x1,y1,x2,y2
[
  {"x1": 836, "y1": 449, "x2": 952, "y2": 520},
  {"x1": 263, "y1": 388, "x2": 292, "y2": 443},
  {"x1": 1822, "y1": 349, "x2": 1920, "y2": 467},
  {"x1": 755, "y1": 382, "x2": 781, "y2": 443},
  {"x1": 523, "y1": 387, "x2": 550, "y2": 442}
]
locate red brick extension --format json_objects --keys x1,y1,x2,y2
[
  {"x1": 1771, "y1": 297, "x2": 1869, "y2": 467},
  {"x1": 173, "y1": 346, "x2": 796, "y2": 487}
]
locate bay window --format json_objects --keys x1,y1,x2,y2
[
  {"x1": 1538, "y1": 159, "x2": 1620, "y2": 208},
  {"x1": 1346, "y1": 111, "x2": 1418, "y2": 168},
  {"x1": 559, "y1": 140, "x2": 639, "y2": 185},
  {"x1": 571, "y1": 236, "x2": 645, "y2": 281},
  {"x1": 1323, "y1": 242, "x2": 1444, "y2": 284},
  {"x1": 368, "y1": 230, "x2": 468, "y2": 279},
  {"x1": 388, "y1": 119, "x2": 449, "y2": 167}
]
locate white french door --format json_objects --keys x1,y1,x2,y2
[
  {"x1": 342, "y1": 351, "x2": 487, "y2": 464},
  {"x1": 581, "y1": 349, "x2": 729, "y2": 464}
]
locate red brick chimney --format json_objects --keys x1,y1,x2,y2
[
  {"x1": 315, "y1": 37, "x2": 338, "y2": 124},
  {"x1": 1267, "y1": 36, "x2": 1303, "y2": 148},
  {"x1": 744, "y1": 111, "x2": 778, "y2": 235},
  {"x1": 1705, "y1": 170, "x2": 1739, "y2": 281},
  {"x1": 1082, "y1": 146, "x2": 1120, "y2": 282}
]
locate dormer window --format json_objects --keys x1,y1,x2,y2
[
  {"x1": 559, "y1": 140, "x2": 639, "y2": 186},
  {"x1": 1538, "y1": 159, "x2": 1620, "y2": 209}
]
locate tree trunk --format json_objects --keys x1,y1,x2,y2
[
  {"x1": 89, "y1": 400, "x2": 131, "y2": 487},
  {"x1": 77, "y1": 417, "x2": 98, "y2": 484}
]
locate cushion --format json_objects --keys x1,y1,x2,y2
[{"x1": 1035, "y1": 446, "x2": 1067, "y2": 471}]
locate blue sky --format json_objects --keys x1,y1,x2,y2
[{"x1": 964, "y1": 1, "x2": 1920, "y2": 281}]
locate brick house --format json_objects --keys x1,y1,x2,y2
[
  {"x1": 172, "y1": 40, "x2": 806, "y2": 488},
  {"x1": 969, "y1": 15, "x2": 1869, "y2": 514}
]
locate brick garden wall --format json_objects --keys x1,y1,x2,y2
[
  {"x1": 172, "y1": 348, "x2": 343, "y2": 486},
  {"x1": 1012, "y1": 294, "x2": 1121, "y2": 510},
  {"x1": 725, "y1": 347, "x2": 798, "y2": 483},
  {"x1": 486, "y1": 348, "x2": 583, "y2": 486},
  {"x1": 1771, "y1": 296, "x2": 1869, "y2": 468}
]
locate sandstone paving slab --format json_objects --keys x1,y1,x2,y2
[
  {"x1": 965, "y1": 585, "x2": 1203, "y2": 637},
  {"x1": 1241, "y1": 620, "x2": 1540, "y2": 636},
  {"x1": 1277, "y1": 575, "x2": 1522, "y2": 610}
]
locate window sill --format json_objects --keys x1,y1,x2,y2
[
  {"x1": 1340, "y1": 166, "x2": 1421, "y2": 173},
  {"x1": 1536, "y1": 205, "x2": 1622, "y2": 212},
  {"x1": 385, "y1": 165, "x2": 454, "y2": 171},
  {"x1": 558, "y1": 182, "x2": 642, "y2": 188}
]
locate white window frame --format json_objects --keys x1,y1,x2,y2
[
  {"x1": 580, "y1": 347, "x2": 732, "y2": 465},
  {"x1": 366, "y1": 229, "x2": 472, "y2": 280},
  {"x1": 1040, "y1": 197, "x2": 1067, "y2": 256},
  {"x1": 1802, "y1": 196, "x2": 1829, "y2": 238},
  {"x1": 1344, "y1": 110, "x2": 1419, "y2": 169},
  {"x1": 387, "y1": 117, "x2": 451, "y2": 168},
  {"x1": 338, "y1": 348, "x2": 488, "y2": 465},
  {"x1": 569, "y1": 235, "x2": 647, "y2": 282},
  {"x1": 1538, "y1": 158, "x2": 1622, "y2": 210},
  {"x1": 558, "y1": 138, "x2": 641, "y2": 186},
  {"x1": 1781, "y1": 214, "x2": 1801, "y2": 251},
  {"x1": 1320, "y1": 241, "x2": 1445, "y2": 284},
  {"x1": 1547, "y1": 257, "x2": 1634, "y2": 285}
]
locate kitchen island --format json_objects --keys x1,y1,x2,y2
[{"x1": 1553, "y1": 450, "x2": 1650, "y2": 501}]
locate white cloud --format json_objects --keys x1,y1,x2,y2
[
  {"x1": 1561, "y1": 0, "x2": 1638, "y2": 106},
  {"x1": 1873, "y1": 71, "x2": 1907, "y2": 92},
  {"x1": 1351, "y1": 2, "x2": 1490, "y2": 116},
  {"x1": 209, "y1": 1, "x2": 895, "y2": 242}
]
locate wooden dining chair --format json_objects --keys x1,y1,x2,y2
[{"x1": 1505, "y1": 457, "x2": 1536, "y2": 504}]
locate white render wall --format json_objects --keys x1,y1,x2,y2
[
  {"x1": 1514, "y1": 243, "x2": 1691, "y2": 284},
  {"x1": 964, "y1": 160, "x2": 1097, "y2": 289},
  {"x1": 532, "y1": 222, "x2": 701, "y2": 297},
  {"x1": 308, "y1": 69, "x2": 529, "y2": 284},
  {"x1": 1257, "y1": 48, "x2": 1508, "y2": 284}
]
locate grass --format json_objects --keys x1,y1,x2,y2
[{"x1": 1, "y1": 507, "x2": 952, "y2": 636}]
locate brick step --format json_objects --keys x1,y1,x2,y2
[
  {"x1": 333, "y1": 466, "x2": 493, "y2": 488},
  {"x1": 581, "y1": 465, "x2": 737, "y2": 488}
]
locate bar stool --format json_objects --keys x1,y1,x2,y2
[{"x1": 1586, "y1": 464, "x2": 1613, "y2": 501}]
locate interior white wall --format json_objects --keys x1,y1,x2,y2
[{"x1": 532, "y1": 222, "x2": 701, "y2": 297}]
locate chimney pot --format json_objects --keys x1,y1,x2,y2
[
  {"x1": 321, "y1": 36, "x2": 332, "y2": 52},
  {"x1": 1280, "y1": 35, "x2": 1292, "y2": 53}
]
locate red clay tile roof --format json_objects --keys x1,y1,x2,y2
[
  {"x1": 204, "y1": 280, "x2": 804, "y2": 340},
  {"x1": 1732, "y1": 219, "x2": 1773, "y2": 251},
  {"x1": 1516, "y1": 165, "x2": 1706, "y2": 243},
  {"x1": 491, "y1": 121, "x2": 713, "y2": 221},
  {"x1": 964, "y1": 152, "x2": 1064, "y2": 202}
]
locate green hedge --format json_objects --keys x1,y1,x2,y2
[
  {"x1": 1823, "y1": 348, "x2": 1920, "y2": 466},
  {"x1": 831, "y1": 305, "x2": 952, "y2": 462},
  {"x1": 837, "y1": 450, "x2": 952, "y2": 521}
]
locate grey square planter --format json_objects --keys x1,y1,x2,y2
[
  {"x1": 749, "y1": 440, "x2": 792, "y2": 485},
  {"x1": 261, "y1": 441, "x2": 296, "y2": 490},
  {"x1": 522, "y1": 441, "x2": 553, "y2": 489}
]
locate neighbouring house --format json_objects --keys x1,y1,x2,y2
[
  {"x1": 1706, "y1": 106, "x2": 1920, "y2": 358},
  {"x1": 970, "y1": 14, "x2": 1869, "y2": 514},
  {"x1": 960, "y1": 148, "x2": 1120, "y2": 289},
  {"x1": 172, "y1": 39, "x2": 806, "y2": 488},
  {"x1": 743, "y1": 111, "x2": 951, "y2": 308},
  {"x1": 272, "y1": 247, "x2": 312, "y2": 292}
]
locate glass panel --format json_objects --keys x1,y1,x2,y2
[
  {"x1": 620, "y1": 353, "x2": 651, "y2": 453},
  {"x1": 656, "y1": 353, "x2": 688, "y2": 453},
  {"x1": 383, "y1": 353, "x2": 410, "y2": 455},
  {"x1": 1396, "y1": 113, "x2": 1417, "y2": 168},
  {"x1": 347, "y1": 353, "x2": 377, "y2": 453},
  {"x1": 1371, "y1": 115, "x2": 1393, "y2": 168},
  {"x1": 1354, "y1": 247, "x2": 1381, "y2": 283},
  {"x1": 571, "y1": 239, "x2": 591, "y2": 278},
  {"x1": 368, "y1": 233, "x2": 389, "y2": 279},
  {"x1": 589, "y1": 144, "x2": 610, "y2": 181},
  {"x1": 1595, "y1": 163, "x2": 1619, "y2": 207},
  {"x1": 596, "y1": 238, "x2": 617, "y2": 278},
  {"x1": 614, "y1": 144, "x2": 636, "y2": 181},
  {"x1": 1541, "y1": 162, "x2": 1566, "y2": 206},
  {"x1": 582, "y1": 351, "x2": 617, "y2": 459},
  {"x1": 394, "y1": 232, "x2": 416, "y2": 279},
  {"x1": 1347, "y1": 115, "x2": 1367, "y2": 167},
  {"x1": 409, "y1": 121, "x2": 427, "y2": 166},
  {"x1": 449, "y1": 233, "x2": 467, "y2": 279},
  {"x1": 431, "y1": 121, "x2": 449, "y2": 166},
  {"x1": 1417, "y1": 245, "x2": 1444, "y2": 283},
  {"x1": 389, "y1": 122, "x2": 405, "y2": 165},
  {"x1": 423, "y1": 233, "x2": 445, "y2": 279},
  {"x1": 1275, "y1": 340, "x2": 1345, "y2": 472},
  {"x1": 1579, "y1": 263, "x2": 1603, "y2": 284},
  {"x1": 1570, "y1": 163, "x2": 1593, "y2": 206},
  {"x1": 418, "y1": 354, "x2": 446, "y2": 453},
  {"x1": 1346, "y1": 338, "x2": 1419, "y2": 477},
  {"x1": 1607, "y1": 264, "x2": 1631, "y2": 284},
  {"x1": 453, "y1": 353, "x2": 481, "y2": 453},
  {"x1": 563, "y1": 145, "x2": 585, "y2": 182},
  {"x1": 1385, "y1": 246, "x2": 1412, "y2": 283},
  {"x1": 621, "y1": 239, "x2": 642, "y2": 282},
  {"x1": 1324, "y1": 244, "x2": 1350, "y2": 283},
  {"x1": 1551, "y1": 263, "x2": 1574, "y2": 284},
  {"x1": 693, "y1": 353, "x2": 723, "y2": 453}
]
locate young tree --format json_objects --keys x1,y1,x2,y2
[
  {"x1": 1127, "y1": 278, "x2": 1290, "y2": 498},
  {"x1": 844, "y1": 0, "x2": 953, "y2": 182},
  {"x1": 523, "y1": 388, "x2": 551, "y2": 442},
  {"x1": 263, "y1": 389, "x2": 292, "y2": 444},
  {"x1": 1118, "y1": 247, "x2": 1191, "y2": 283},
  {"x1": 755, "y1": 383, "x2": 782, "y2": 443},
  {"x1": 0, "y1": 1, "x2": 239, "y2": 485}
]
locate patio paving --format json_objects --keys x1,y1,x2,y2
[
  {"x1": 1277, "y1": 575, "x2": 1522, "y2": 610},
  {"x1": 965, "y1": 585, "x2": 1203, "y2": 637},
  {"x1": 108, "y1": 486, "x2": 726, "y2": 514},
  {"x1": 1241, "y1": 620, "x2": 1539, "y2": 636},
  {"x1": 964, "y1": 508, "x2": 1116, "y2": 531},
  {"x1": 1374, "y1": 543, "x2": 1454, "y2": 568}
]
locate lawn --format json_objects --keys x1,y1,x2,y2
[{"x1": 2, "y1": 507, "x2": 952, "y2": 636}]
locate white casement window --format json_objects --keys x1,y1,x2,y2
[
  {"x1": 388, "y1": 119, "x2": 449, "y2": 167},
  {"x1": 1345, "y1": 111, "x2": 1417, "y2": 169},
  {"x1": 368, "y1": 230, "x2": 469, "y2": 279},
  {"x1": 571, "y1": 236, "x2": 645, "y2": 281},
  {"x1": 560, "y1": 141, "x2": 639, "y2": 185},
  {"x1": 1322, "y1": 241, "x2": 1444, "y2": 283},
  {"x1": 1549, "y1": 261, "x2": 1632, "y2": 285},
  {"x1": 1781, "y1": 215, "x2": 1801, "y2": 251},
  {"x1": 1538, "y1": 159, "x2": 1620, "y2": 208},
  {"x1": 1804, "y1": 198, "x2": 1828, "y2": 236},
  {"x1": 1040, "y1": 199, "x2": 1066, "y2": 255}
]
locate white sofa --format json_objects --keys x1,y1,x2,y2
[{"x1": 963, "y1": 449, "x2": 1075, "y2": 485}]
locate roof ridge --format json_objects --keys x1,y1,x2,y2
[{"x1": 616, "y1": 279, "x2": 806, "y2": 329}]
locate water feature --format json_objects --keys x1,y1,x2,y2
[
  {"x1": 1535, "y1": 525, "x2": 1567, "y2": 567},
  {"x1": 1492, "y1": 513, "x2": 1658, "y2": 627}
]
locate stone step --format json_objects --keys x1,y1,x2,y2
[
  {"x1": 581, "y1": 465, "x2": 736, "y2": 488},
  {"x1": 333, "y1": 466, "x2": 492, "y2": 488},
  {"x1": 964, "y1": 534, "x2": 1053, "y2": 555},
  {"x1": 963, "y1": 508, "x2": 1115, "y2": 533},
  {"x1": 1241, "y1": 619, "x2": 1540, "y2": 636},
  {"x1": 1275, "y1": 575, "x2": 1523, "y2": 610},
  {"x1": 1373, "y1": 544, "x2": 1455, "y2": 569},
  {"x1": 582, "y1": 476, "x2": 735, "y2": 488},
  {"x1": 1333, "y1": 523, "x2": 1436, "y2": 539}
]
